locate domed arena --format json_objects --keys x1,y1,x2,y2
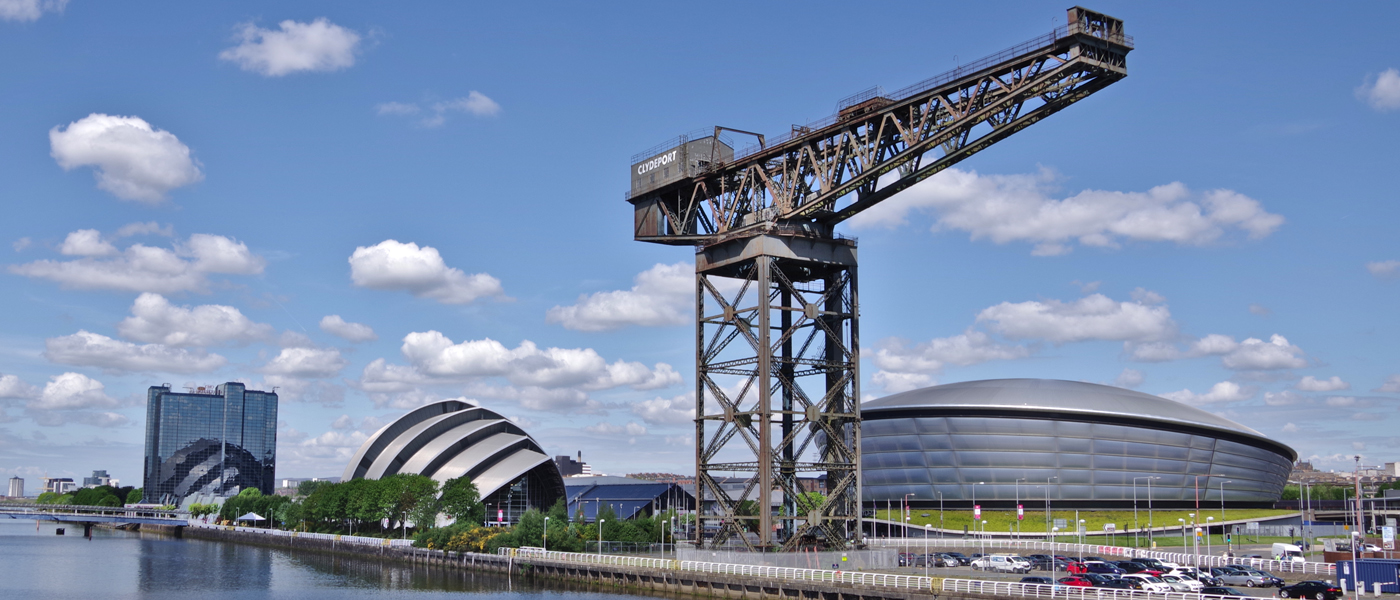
[
  {"x1": 861, "y1": 379, "x2": 1295, "y2": 509},
  {"x1": 342, "y1": 400, "x2": 565, "y2": 523}
]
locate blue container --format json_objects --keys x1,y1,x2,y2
[{"x1": 1338, "y1": 559, "x2": 1400, "y2": 593}]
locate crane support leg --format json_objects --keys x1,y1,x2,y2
[{"x1": 693, "y1": 233, "x2": 861, "y2": 550}]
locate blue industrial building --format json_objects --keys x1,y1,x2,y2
[{"x1": 565, "y1": 476, "x2": 694, "y2": 522}]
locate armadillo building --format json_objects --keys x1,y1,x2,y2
[
  {"x1": 342, "y1": 400, "x2": 565, "y2": 524},
  {"x1": 861, "y1": 379, "x2": 1296, "y2": 509}
]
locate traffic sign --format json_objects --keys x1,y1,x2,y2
[{"x1": 1017, "y1": 504, "x2": 1024, "y2": 521}]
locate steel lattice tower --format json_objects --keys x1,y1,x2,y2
[{"x1": 625, "y1": 7, "x2": 1132, "y2": 550}]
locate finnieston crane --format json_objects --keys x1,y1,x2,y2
[{"x1": 625, "y1": 7, "x2": 1133, "y2": 551}]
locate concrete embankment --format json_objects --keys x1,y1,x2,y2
[{"x1": 173, "y1": 527, "x2": 990, "y2": 600}]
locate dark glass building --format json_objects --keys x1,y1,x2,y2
[{"x1": 143, "y1": 383, "x2": 278, "y2": 505}]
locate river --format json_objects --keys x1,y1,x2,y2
[{"x1": 0, "y1": 520, "x2": 657, "y2": 600}]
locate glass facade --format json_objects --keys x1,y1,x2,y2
[{"x1": 143, "y1": 383, "x2": 277, "y2": 504}]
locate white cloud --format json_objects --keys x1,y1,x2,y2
[
  {"x1": 319, "y1": 315, "x2": 377, "y2": 342},
  {"x1": 330, "y1": 414, "x2": 354, "y2": 430},
  {"x1": 1296, "y1": 375, "x2": 1350, "y2": 392},
  {"x1": 115, "y1": 221, "x2": 174, "y2": 238},
  {"x1": 1368, "y1": 260, "x2": 1400, "y2": 279},
  {"x1": 400, "y1": 331, "x2": 680, "y2": 391},
  {"x1": 45, "y1": 331, "x2": 226, "y2": 373},
  {"x1": 872, "y1": 329, "x2": 1029, "y2": 374},
  {"x1": 462, "y1": 383, "x2": 599, "y2": 413},
  {"x1": 355, "y1": 358, "x2": 424, "y2": 394},
  {"x1": 631, "y1": 392, "x2": 695, "y2": 426},
  {"x1": 978, "y1": 293, "x2": 1175, "y2": 343},
  {"x1": 1377, "y1": 375, "x2": 1400, "y2": 393},
  {"x1": 31, "y1": 372, "x2": 116, "y2": 410},
  {"x1": 59, "y1": 229, "x2": 116, "y2": 256},
  {"x1": 49, "y1": 113, "x2": 203, "y2": 203},
  {"x1": 219, "y1": 18, "x2": 361, "y2": 77},
  {"x1": 1130, "y1": 287, "x2": 1166, "y2": 305},
  {"x1": 0, "y1": 374, "x2": 38, "y2": 399},
  {"x1": 584, "y1": 421, "x2": 648, "y2": 436},
  {"x1": 547, "y1": 262, "x2": 692, "y2": 331},
  {"x1": 117, "y1": 293, "x2": 273, "y2": 346},
  {"x1": 871, "y1": 371, "x2": 934, "y2": 394},
  {"x1": 1282, "y1": 422, "x2": 1299, "y2": 433},
  {"x1": 9, "y1": 231, "x2": 265, "y2": 294},
  {"x1": 1357, "y1": 69, "x2": 1400, "y2": 112},
  {"x1": 13, "y1": 237, "x2": 31, "y2": 251},
  {"x1": 348, "y1": 240, "x2": 505, "y2": 304},
  {"x1": 1325, "y1": 396, "x2": 1357, "y2": 407},
  {"x1": 1221, "y1": 334, "x2": 1307, "y2": 370},
  {"x1": 1264, "y1": 391, "x2": 1304, "y2": 406},
  {"x1": 1114, "y1": 368, "x2": 1144, "y2": 389},
  {"x1": 378, "y1": 92, "x2": 503, "y2": 128},
  {"x1": 1248, "y1": 303, "x2": 1271, "y2": 316},
  {"x1": 1161, "y1": 381, "x2": 1253, "y2": 405},
  {"x1": 848, "y1": 168, "x2": 1284, "y2": 255},
  {"x1": 262, "y1": 347, "x2": 347, "y2": 378},
  {"x1": 0, "y1": 0, "x2": 67, "y2": 22}
]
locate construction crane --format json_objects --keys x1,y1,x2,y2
[{"x1": 626, "y1": 7, "x2": 1132, "y2": 551}]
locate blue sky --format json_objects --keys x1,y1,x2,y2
[{"x1": 1, "y1": 1, "x2": 1396, "y2": 488}]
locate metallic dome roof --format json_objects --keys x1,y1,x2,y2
[{"x1": 862, "y1": 378, "x2": 1292, "y2": 458}]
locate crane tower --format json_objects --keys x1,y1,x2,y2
[{"x1": 626, "y1": 7, "x2": 1132, "y2": 550}]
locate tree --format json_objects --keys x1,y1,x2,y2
[
  {"x1": 440, "y1": 475, "x2": 483, "y2": 525},
  {"x1": 514, "y1": 509, "x2": 545, "y2": 547},
  {"x1": 298, "y1": 480, "x2": 332, "y2": 497},
  {"x1": 126, "y1": 488, "x2": 144, "y2": 504}
]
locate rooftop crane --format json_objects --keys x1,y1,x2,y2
[{"x1": 625, "y1": 7, "x2": 1132, "y2": 551}]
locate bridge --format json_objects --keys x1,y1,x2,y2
[{"x1": 0, "y1": 502, "x2": 189, "y2": 534}]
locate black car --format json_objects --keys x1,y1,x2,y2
[
  {"x1": 934, "y1": 553, "x2": 960, "y2": 567},
  {"x1": 1021, "y1": 576, "x2": 1055, "y2": 585},
  {"x1": 1098, "y1": 579, "x2": 1137, "y2": 590},
  {"x1": 1279, "y1": 581, "x2": 1343, "y2": 600},
  {"x1": 944, "y1": 552, "x2": 972, "y2": 566},
  {"x1": 1084, "y1": 574, "x2": 1119, "y2": 586},
  {"x1": 1201, "y1": 586, "x2": 1250, "y2": 598}
]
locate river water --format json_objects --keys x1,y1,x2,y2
[{"x1": 0, "y1": 521, "x2": 656, "y2": 600}]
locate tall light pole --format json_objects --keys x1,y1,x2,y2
[
  {"x1": 1147, "y1": 476, "x2": 1158, "y2": 546},
  {"x1": 1133, "y1": 476, "x2": 1155, "y2": 548},
  {"x1": 971, "y1": 482, "x2": 985, "y2": 537},
  {"x1": 1178, "y1": 518, "x2": 1186, "y2": 549},
  {"x1": 1016, "y1": 478, "x2": 1026, "y2": 539},
  {"x1": 937, "y1": 491, "x2": 944, "y2": 539},
  {"x1": 598, "y1": 519, "x2": 605, "y2": 556},
  {"x1": 980, "y1": 519, "x2": 988, "y2": 557},
  {"x1": 1190, "y1": 512, "x2": 1198, "y2": 562},
  {"x1": 1220, "y1": 479, "x2": 1233, "y2": 525},
  {"x1": 903, "y1": 492, "x2": 914, "y2": 540},
  {"x1": 925, "y1": 525, "x2": 932, "y2": 578},
  {"x1": 1045, "y1": 477, "x2": 1058, "y2": 543},
  {"x1": 1206, "y1": 516, "x2": 1214, "y2": 557},
  {"x1": 1078, "y1": 518, "x2": 1086, "y2": 545},
  {"x1": 544, "y1": 516, "x2": 550, "y2": 551}
]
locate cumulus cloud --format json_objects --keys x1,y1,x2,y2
[
  {"x1": 1368, "y1": 260, "x2": 1400, "y2": 279},
  {"x1": 1325, "y1": 396, "x2": 1357, "y2": 407},
  {"x1": 1161, "y1": 381, "x2": 1253, "y2": 405},
  {"x1": 378, "y1": 91, "x2": 502, "y2": 128},
  {"x1": 9, "y1": 231, "x2": 265, "y2": 294},
  {"x1": 262, "y1": 347, "x2": 347, "y2": 378},
  {"x1": 400, "y1": 331, "x2": 680, "y2": 391},
  {"x1": 1377, "y1": 375, "x2": 1400, "y2": 393},
  {"x1": 219, "y1": 18, "x2": 361, "y2": 77},
  {"x1": 1357, "y1": 69, "x2": 1400, "y2": 112},
  {"x1": 117, "y1": 293, "x2": 273, "y2": 346},
  {"x1": 1264, "y1": 390, "x2": 1304, "y2": 406},
  {"x1": 319, "y1": 315, "x2": 377, "y2": 342},
  {"x1": 977, "y1": 293, "x2": 1176, "y2": 343},
  {"x1": 115, "y1": 221, "x2": 174, "y2": 238},
  {"x1": 0, "y1": 0, "x2": 67, "y2": 22},
  {"x1": 871, "y1": 371, "x2": 934, "y2": 394},
  {"x1": 584, "y1": 421, "x2": 648, "y2": 437},
  {"x1": 348, "y1": 240, "x2": 505, "y2": 304},
  {"x1": 0, "y1": 374, "x2": 39, "y2": 399},
  {"x1": 49, "y1": 114, "x2": 203, "y2": 203},
  {"x1": 873, "y1": 329, "x2": 1029, "y2": 374},
  {"x1": 13, "y1": 237, "x2": 31, "y2": 251},
  {"x1": 1296, "y1": 375, "x2": 1350, "y2": 392},
  {"x1": 848, "y1": 168, "x2": 1284, "y2": 255},
  {"x1": 547, "y1": 263, "x2": 692, "y2": 331},
  {"x1": 1282, "y1": 422, "x2": 1299, "y2": 433},
  {"x1": 59, "y1": 229, "x2": 117, "y2": 256},
  {"x1": 31, "y1": 372, "x2": 117, "y2": 410},
  {"x1": 1221, "y1": 335, "x2": 1308, "y2": 370},
  {"x1": 1114, "y1": 368, "x2": 1145, "y2": 389},
  {"x1": 45, "y1": 330, "x2": 227, "y2": 374},
  {"x1": 631, "y1": 392, "x2": 695, "y2": 426}
]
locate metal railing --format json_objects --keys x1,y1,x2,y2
[
  {"x1": 0, "y1": 502, "x2": 186, "y2": 522},
  {"x1": 188, "y1": 522, "x2": 415, "y2": 547},
  {"x1": 943, "y1": 579, "x2": 1248, "y2": 600},
  {"x1": 866, "y1": 538, "x2": 1335, "y2": 576}
]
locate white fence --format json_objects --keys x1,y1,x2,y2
[
  {"x1": 866, "y1": 538, "x2": 1335, "y2": 576},
  {"x1": 188, "y1": 522, "x2": 415, "y2": 547},
  {"x1": 943, "y1": 579, "x2": 1259, "y2": 600}
]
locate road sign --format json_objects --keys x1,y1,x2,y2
[
  {"x1": 1018, "y1": 504, "x2": 1024, "y2": 521},
  {"x1": 1054, "y1": 518, "x2": 1067, "y2": 529},
  {"x1": 1384, "y1": 526, "x2": 1395, "y2": 550},
  {"x1": 1105, "y1": 523, "x2": 1116, "y2": 532},
  {"x1": 974, "y1": 504, "x2": 981, "y2": 519},
  {"x1": 1246, "y1": 521, "x2": 1259, "y2": 531}
]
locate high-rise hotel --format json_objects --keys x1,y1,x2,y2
[{"x1": 143, "y1": 382, "x2": 277, "y2": 505}]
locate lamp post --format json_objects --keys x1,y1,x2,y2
[
  {"x1": 1352, "y1": 530, "x2": 1361, "y2": 600},
  {"x1": 980, "y1": 519, "x2": 988, "y2": 558},
  {"x1": 598, "y1": 519, "x2": 605, "y2": 556},
  {"x1": 544, "y1": 516, "x2": 549, "y2": 551},
  {"x1": 925, "y1": 525, "x2": 932, "y2": 577},
  {"x1": 903, "y1": 492, "x2": 914, "y2": 540},
  {"x1": 1220, "y1": 479, "x2": 1232, "y2": 526},
  {"x1": 1133, "y1": 476, "x2": 1157, "y2": 548},
  {"x1": 1206, "y1": 516, "x2": 1214, "y2": 558},
  {"x1": 1189, "y1": 512, "x2": 1198, "y2": 562},
  {"x1": 1016, "y1": 478, "x2": 1026, "y2": 539},
  {"x1": 1178, "y1": 518, "x2": 1186, "y2": 549},
  {"x1": 1045, "y1": 476, "x2": 1058, "y2": 544},
  {"x1": 937, "y1": 491, "x2": 944, "y2": 539},
  {"x1": 1147, "y1": 476, "x2": 1158, "y2": 546},
  {"x1": 1078, "y1": 518, "x2": 1086, "y2": 545},
  {"x1": 971, "y1": 482, "x2": 985, "y2": 535},
  {"x1": 1052, "y1": 525, "x2": 1060, "y2": 549}
]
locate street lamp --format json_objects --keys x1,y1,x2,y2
[
  {"x1": 1045, "y1": 476, "x2": 1058, "y2": 543},
  {"x1": 1078, "y1": 519, "x2": 1086, "y2": 545},
  {"x1": 1178, "y1": 518, "x2": 1186, "y2": 549},
  {"x1": 1189, "y1": 512, "x2": 1198, "y2": 562},
  {"x1": 1133, "y1": 476, "x2": 1158, "y2": 548},
  {"x1": 598, "y1": 519, "x2": 605, "y2": 556},
  {"x1": 936, "y1": 491, "x2": 944, "y2": 539},
  {"x1": 925, "y1": 525, "x2": 932, "y2": 577},
  {"x1": 1206, "y1": 516, "x2": 1214, "y2": 557},
  {"x1": 903, "y1": 492, "x2": 915, "y2": 539},
  {"x1": 971, "y1": 482, "x2": 985, "y2": 534},
  {"x1": 980, "y1": 519, "x2": 988, "y2": 557},
  {"x1": 1147, "y1": 476, "x2": 1158, "y2": 546},
  {"x1": 544, "y1": 516, "x2": 549, "y2": 551}
]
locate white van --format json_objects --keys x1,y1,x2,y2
[{"x1": 1272, "y1": 542, "x2": 1305, "y2": 563}]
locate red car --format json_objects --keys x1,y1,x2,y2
[
  {"x1": 1065, "y1": 562, "x2": 1088, "y2": 574},
  {"x1": 1058, "y1": 576, "x2": 1094, "y2": 587}
]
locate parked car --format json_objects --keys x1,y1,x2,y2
[
  {"x1": 1218, "y1": 568, "x2": 1283, "y2": 588},
  {"x1": 1096, "y1": 579, "x2": 1136, "y2": 590},
  {"x1": 1279, "y1": 581, "x2": 1344, "y2": 600},
  {"x1": 1082, "y1": 561, "x2": 1126, "y2": 575},
  {"x1": 1161, "y1": 574, "x2": 1204, "y2": 592},
  {"x1": 933, "y1": 553, "x2": 960, "y2": 567},
  {"x1": 1135, "y1": 557, "x2": 1177, "y2": 571},
  {"x1": 1116, "y1": 561, "x2": 1164, "y2": 576},
  {"x1": 1201, "y1": 586, "x2": 1251, "y2": 599},
  {"x1": 1084, "y1": 574, "x2": 1120, "y2": 586},
  {"x1": 1065, "y1": 561, "x2": 1088, "y2": 574},
  {"x1": 1021, "y1": 576, "x2": 1055, "y2": 585},
  {"x1": 1121, "y1": 574, "x2": 1174, "y2": 592},
  {"x1": 971, "y1": 554, "x2": 1032, "y2": 574},
  {"x1": 943, "y1": 552, "x2": 972, "y2": 566},
  {"x1": 1057, "y1": 576, "x2": 1094, "y2": 587}
]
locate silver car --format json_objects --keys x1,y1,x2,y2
[{"x1": 1216, "y1": 570, "x2": 1276, "y2": 588}]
